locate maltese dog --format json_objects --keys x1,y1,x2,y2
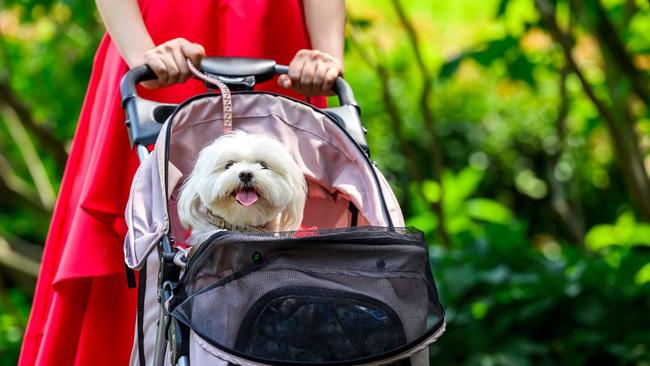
[{"x1": 177, "y1": 131, "x2": 307, "y2": 245}]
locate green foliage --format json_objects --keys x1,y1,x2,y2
[
  {"x1": 0, "y1": 288, "x2": 29, "y2": 365},
  {"x1": 0, "y1": 1, "x2": 103, "y2": 360},
  {"x1": 0, "y1": 1, "x2": 103, "y2": 243},
  {"x1": 585, "y1": 211, "x2": 650, "y2": 250},
  {"x1": 409, "y1": 166, "x2": 516, "y2": 243},
  {"x1": 347, "y1": 0, "x2": 650, "y2": 364},
  {"x1": 429, "y1": 227, "x2": 650, "y2": 365}
]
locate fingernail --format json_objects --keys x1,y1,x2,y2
[{"x1": 282, "y1": 79, "x2": 290, "y2": 88}]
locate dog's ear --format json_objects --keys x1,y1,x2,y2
[
  {"x1": 177, "y1": 173, "x2": 204, "y2": 230},
  {"x1": 279, "y1": 164, "x2": 307, "y2": 231},
  {"x1": 177, "y1": 146, "x2": 216, "y2": 230}
]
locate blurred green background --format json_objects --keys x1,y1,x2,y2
[{"x1": 1, "y1": 0, "x2": 650, "y2": 364}]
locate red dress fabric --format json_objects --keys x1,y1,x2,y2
[{"x1": 20, "y1": 1, "x2": 325, "y2": 365}]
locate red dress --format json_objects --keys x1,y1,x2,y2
[{"x1": 20, "y1": 1, "x2": 325, "y2": 365}]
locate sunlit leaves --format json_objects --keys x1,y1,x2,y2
[
  {"x1": 410, "y1": 166, "x2": 515, "y2": 243},
  {"x1": 585, "y1": 211, "x2": 650, "y2": 250},
  {"x1": 443, "y1": 166, "x2": 484, "y2": 212},
  {"x1": 466, "y1": 198, "x2": 514, "y2": 224},
  {"x1": 0, "y1": 2, "x2": 101, "y2": 247},
  {"x1": 515, "y1": 169, "x2": 548, "y2": 199},
  {"x1": 635, "y1": 263, "x2": 650, "y2": 285}
]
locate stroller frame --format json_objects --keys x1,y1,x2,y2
[{"x1": 120, "y1": 58, "x2": 444, "y2": 366}]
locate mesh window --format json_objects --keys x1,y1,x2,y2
[{"x1": 170, "y1": 227, "x2": 444, "y2": 365}]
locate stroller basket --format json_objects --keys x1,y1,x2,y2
[{"x1": 170, "y1": 227, "x2": 444, "y2": 365}]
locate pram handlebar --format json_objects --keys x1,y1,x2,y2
[
  {"x1": 120, "y1": 57, "x2": 358, "y2": 109},
  {"x1": 120, "y1": 57, "x2": 367, "y2": 152},
  {"x1": 120, "y1": 64, "x2": 156, "y2": 106}
]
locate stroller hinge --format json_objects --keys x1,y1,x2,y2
[{"x1": 168, "y1": 317, "x2": 190, "y2": 365}]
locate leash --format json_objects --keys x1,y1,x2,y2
[{"x1": 187, "y1": 60, "x2": 233, "y2": 134}]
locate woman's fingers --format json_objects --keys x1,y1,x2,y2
[
  {"x1": 288, "y1": 53, "x2": 306, "y2": 91},
  {"x1": 171, "y1": 47, "x2": 190, "y2": 83},
  {"x1": 277, "y1": 74, "x2": 292, "y2": 89},
  {"x1": 142, "y1": 52, "x2": 167, "y2": 89},
  {"x1": 181, "y1": 41, "x2": 205, "y2": 67},
  {"x1": 300, "y1": 61, "x2": 318, "y2": 94},
  {"x1": 160, "y1": 49, "x2": 180, "y2": 85},
  {"x1": 322, "y1": 65, "x2": 339, "y2": 92},
  {"x1": 282, "y1": 49, "x2": 342, "y2": 96},
  {"x1": 140, "y1": 38, "x2": 205, "y2": 89}
]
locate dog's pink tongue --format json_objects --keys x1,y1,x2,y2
[{"x1": 236, "y1": 190, "x2": 259, "y2": 207}]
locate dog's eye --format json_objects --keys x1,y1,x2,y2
[
  {"x1": 224, "y1": 161, "x2": 235, "y2": 170},
  {"x1": 259, "y1": 161, "x2": 269, "y2": 170}
]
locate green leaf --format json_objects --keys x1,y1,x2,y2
[
  {"x1": 515, "y1": 170, "x2": 548, "y2": 199},
  {"x1": 585, "y1": 224, "x2": 619, "y2": 250},
  {"x1": 507, "y1": 54, "x2": 537, "y2": 88},
  {"x1": 466, "y1": 198, "x2": 514, "y2": 224},
  {"x1": 422, "y1": 180, "x2": 441, "y2": 203},
  {"x1": 443, "y1": 167, "x2": 484, "y2": 213},
  {"x1": 349, "y1": 17, "x2": 373, "y2": 29},
  {"x1": 586, "y1": 212, "x2": 650, "y2": 250},
  {"x1": 470, "y1": 301, "x2": 489, "y2": 319},
  {"x1": 634, "y1": 263, "x2": 650, "y2": 285},
  {"x1": 629, "y1": 225, "x2": 650, "y2": 247},
  {"x1": 496, "y1": 0, "x2": 510, "y2": 17},
  {"x1": 439, "y1": 55, "x2": 462, "y2": 79},
  {"x1": 406, "y1": 212, "x2": 438, "y2": 233},
  {"x1": 470, "y1": 36, "x2": 518, "y2": 66}
]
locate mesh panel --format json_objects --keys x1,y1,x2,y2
[{"x1": 170, "y1": 227, "x2": 444, "y2": 365}]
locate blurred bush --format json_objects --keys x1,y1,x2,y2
[
  {"x1": 429, "y1": 222, "x2": 650, "y2": 365},
  {"x1": 0, "y1": 287, "x2": 30, "y2": 365}
]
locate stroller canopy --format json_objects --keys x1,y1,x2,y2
[{"x1": 125, "y1": 92, "x2": 404, "y2": 269}]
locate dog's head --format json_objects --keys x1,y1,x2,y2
[{"x1": 178, "y1": 131, "x2": 307, "y2": 231}]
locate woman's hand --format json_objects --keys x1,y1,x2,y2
[
  {"x1": 278, "y1": 49, "x2": 343, "y2": 96},
  {"x1": 141, "y1": 38, "x2": 206, "y2": 89}
]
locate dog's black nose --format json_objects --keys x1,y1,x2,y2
[{"x1": 239, "y1": 171, "x2": 253, "y2": 183}]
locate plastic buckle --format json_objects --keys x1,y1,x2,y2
[
  {"x1": 173, "y1": 247, "x2": 189, "y2": 268},
  {"x1": 205, "y1": 74, "x2": 255, "y2": 91}
]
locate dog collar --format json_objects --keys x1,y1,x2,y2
[{"x1": 205, "y1": 209, "x2": 268, "y2": 232}]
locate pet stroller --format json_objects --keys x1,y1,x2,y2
[{"x1": 121, "y1": 57, "x2": 446, "y2": 366}]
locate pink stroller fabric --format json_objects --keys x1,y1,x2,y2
[{"x1": 125, "y1": 93, "x2": 404, "y2": 269}]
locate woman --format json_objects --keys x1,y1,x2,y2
[{"x1": 19, "y1": 1, "x2": 344, "y2": 365}]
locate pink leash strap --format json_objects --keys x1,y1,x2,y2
[{"x1": 187, "y1": 60, "x2": 233, "y2": 134}]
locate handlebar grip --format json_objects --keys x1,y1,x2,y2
[
  {"x1": 120, "y1": 65, "x2": 157, "y2": 108},
  {"x1": 120, "y1": 58, "x2": 358, "y2": 108},
  {"x1": 332, "y1": 78, "x2": 358, "y2": 109}
]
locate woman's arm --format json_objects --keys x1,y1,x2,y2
[
  {"x1": 95, "y1": 0, "x2": 154, "y2": 68},
  {"x1": 303, "y1": 0, "x2": 345, "y2": 64},
  {"x1": 95, "y1": 0, "x2": 204, "y2": 88},
  {"x1": 278, "y1": 0, "x2": 346, "y2": 96},
  {"x1": 96, "y1": 0, "x2": 342, "y2": 93}
]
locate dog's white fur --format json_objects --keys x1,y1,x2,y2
[{"x1": 177, "y1": 131, "x2": 307, "y2": 245}]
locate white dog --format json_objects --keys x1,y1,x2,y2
[{"x1": 177, "y1": 131, "x2": 307, "y2": 245}]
